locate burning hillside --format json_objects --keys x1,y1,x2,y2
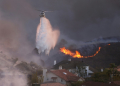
[
  {"x1": 60, "y1": 44, "x2": 110, "y2": 58},
  {"x1": 60, "y1": 47, "x2": 101, "y2": 58}
]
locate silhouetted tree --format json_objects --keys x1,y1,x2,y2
[
  {"x1": 109, "y1": 63, "x2": 117, "y2": 81},
  {"x1": 31, "y1": 72, "x2": 38, "y2": 83}
]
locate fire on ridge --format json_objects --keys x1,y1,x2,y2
[{"x1": 60, "y1": 44, "x2": 111, "y2": 58}]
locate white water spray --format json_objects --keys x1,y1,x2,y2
[{"x1": 36, "y1": 17, "x2": 60, "y2": 55}]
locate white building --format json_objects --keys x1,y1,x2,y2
[
  {"x1": 43, "y1": 69, "x2": 85, "y2": 85},
  {"x1": 53, "y1": 59, "x2": 98, "y2": 77}
]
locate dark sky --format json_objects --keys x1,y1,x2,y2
[
  {"x1": 0, "y1": 0, "x2": 120, "y2": 42},
  {"x1": 0, "y1": 0, "x2": 120, "y2": 63},
  {"x1": 30, "y1": 0, "x2": 120, "y2": 41}
]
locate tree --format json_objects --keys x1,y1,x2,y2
[
  {"x1": 90, "y1": 64, "x2": 119, "y2": 83},
  {"x1": 31, "y1": 72, "x2": 39, "y2": 83},
  {"x1": 35, "y1": 69, "x2": 43, "y2": 75},
  {"x1": 37, "y1": 75, "x2": 44, "y2": 83},
  {"x1": 109, "y1": 63, "x2": 117, "y2": 73},
  {"x1": 109, "y1": 63, "x2": 117, "y2": 81},
  {"x1": 91, "y1": 71, "x2": 109, "y2": 82},
  {"x1": 28, "y1": 70, "x2": 43, "y2": 85},
  {"x1": 76, "y1": 66, "x2": 87, "y2": 78},
  {"x1": 71, "y1": 81, "x2": 84, "y2": 86}
]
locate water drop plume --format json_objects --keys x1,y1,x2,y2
[{"x1": 36, "y1": 17, "x2": 60, "y2": 55}]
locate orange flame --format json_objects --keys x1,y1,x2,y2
[
  {"x1": 60, "y1": 47, "x2": 101, "y2": 58},
  {"x1": 60, "y1": 47, "x2": 83, "y2": 58},
  {"x1": 87, "y1": 47, "x2": 101, "y2": 57}
]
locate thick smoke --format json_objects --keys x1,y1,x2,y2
[
  {"x1": 0, "y1": 69, "x2": 27, "y2": 86},
  {"x1": 0, "y1": 52, "x2": 27, "y2": 86},
  {"x1": 36, "y1": 17, "x2": 60, "y2": 55}
]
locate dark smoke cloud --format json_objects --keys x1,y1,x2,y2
[
  {"x1": 29, "y1": 0, "x2": 120, "y2": 41},
  {"x1": 0, "y1": 0, "x2": 37, "y2": 61}
]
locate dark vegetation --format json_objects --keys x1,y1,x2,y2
[
  {"x1": 14, "y1": 61, "x2": 43, "y2": 85},
  {"x1": 71, "y1": 63, "x2": 120, "y2": 86},
  {"x1": 27, "y1": 69, "x2": 43, "y2": 86},
  {"x1": 86, "y1": 63, "x2": 120, "y2": 83},
  {"x1": 71, "y1": 81, "x2": 84, "y2": 86},
  {"x1": 72, "y1": 42, "x2": 120, "y2": 69}
]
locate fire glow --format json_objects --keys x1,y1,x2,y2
[
  {"x1": 60, "y1": 47, "x2": 102, "y2": 58},
  {"x1": 60, "y1": 47, "x2": 83, "y2": 58}
]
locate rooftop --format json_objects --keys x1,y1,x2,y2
[
  {"x1": 48, "y1": 69, "x2": 81, "y2": 82},
  {"x1": 53, "y1": 60, "x2": 88, "y2": 69},
  {"x1": 53, "y1": 59, "x2": 98, "y2": 72},
  {"x1": 41, "y1": 82, "x2": 65, "y2": 86}
]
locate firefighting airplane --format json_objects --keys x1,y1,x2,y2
[{"x1": 37, "y1": 10, "x2": 53, "y2": 17}]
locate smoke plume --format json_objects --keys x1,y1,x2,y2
[
  {"x1": 0, "y1": 69, "x2": 27, "y2": 86},
  {"x1": 36, "y1": 17, "x2": 60, "y2": 55},
  {"x1": 0, "y1": 52, "x2": 27, "y2": 86}
]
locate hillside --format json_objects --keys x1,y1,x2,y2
[
  {"x1": 46, "y1": 42, "x2": 120, "y2": 69},
  {"x1": 72, "y1": 42, "x2": 120, "y2": 69}
]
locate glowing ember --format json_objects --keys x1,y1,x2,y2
[
  {"x1": 87, "y1": 47, "x2": 101, "y2": 57},
  {"x1": 60, "y1": 47, "x2": 101, "y2": 58}
]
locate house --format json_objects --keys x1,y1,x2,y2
[
  {"x1": 43, "y1": 69, "x2": 84, "y2": 85},
  {"x1": 41, "y1": 82, "x2": 66, "y2": 86},
  {"x1": 52, "y1": 59, "x2": 98, "y2": 77}
]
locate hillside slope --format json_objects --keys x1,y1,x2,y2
[{"x1": 73, "y1": 42, "x2": 120, "y2": 69}]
